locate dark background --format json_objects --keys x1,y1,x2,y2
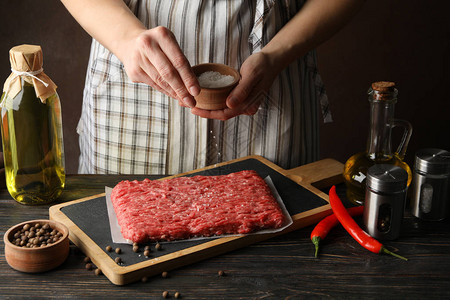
[{"x1": 1, "y1": 0, "x2": 449, "y2": 174}]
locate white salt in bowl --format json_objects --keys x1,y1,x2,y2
[{"x1": 192, "y1": 63, "x2": 239, "y2": 110}]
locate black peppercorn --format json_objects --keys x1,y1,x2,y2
[
  {"x1": 11, "y1": 222, "x2": 63, "y2": 249},
  {"x1": 155, "y1": 243, "x2": 162, "y2": 251}
]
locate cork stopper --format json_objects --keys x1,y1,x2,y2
[
  {"x1": 370, "y1": 81, "x2": 397, "y2": 101},
  {"x1": 3, "y1": 44, "x2": 57, "y2": 103},
  {"x1": 371, "y1": 81, "x2": 396, "y2": 92}
]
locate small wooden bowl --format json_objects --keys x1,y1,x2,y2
[
  {"x1": 4, "y1": 219, "x2": 69, "y2": 273},
  {"x1": 192, "y1": 63, "x2": 239, "y2": 110}
]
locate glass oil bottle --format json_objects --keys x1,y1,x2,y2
[
  {"x1": 1, "y1": 45, "x2": 65, "y2": 205},
  {"x1": 343, "y1": 82, "x2": 412, "y2": 205}
]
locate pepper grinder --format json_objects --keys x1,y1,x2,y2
[
  {"x1": 410, "y1": 148, "x2": 450, "y2": 221},
  {"x1": 363, "y1": 164, "x2": 408, "y2": 240}
]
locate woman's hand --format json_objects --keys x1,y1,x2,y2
[
  {"x1": 60, "y1": 0, "x2": 200, "y2": 106},
  {"x1": 191, "y1": 51, "x2": 279, "y2": 121},
  {"x1": 119, "y1": 26, "x2": 200, "y2": 107},
  {"x1": 190, "y1": 0, "x2": 365, "y2": 121}
]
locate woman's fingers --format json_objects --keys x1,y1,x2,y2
[
  {"x1": 137, "y1": 53, "x2": 178, "y2": 98},
  {"x1": 190, "y1": 107, "x2": 239, "y2": 121},
  {"x1": 123, "y1": 26, "x2": 199, "y2": 107},
  {"x1": 190, "y1": 93, "x2": 261, "y2": 120},
  {"x1": 227, "y1": 80, "x2": 262, "y2": 112},
  {"x1": 156, "y1": 28, "x2": 200, "y2": 96},
  {"x1": 225, "y1": 53, "x2": 266, "y2": 114},
  {"x1": 192, "y1": 52, "x2": 279, "y2": 120},
  {"x1": 142, "y1": 27, "x2": 198, "y2": 107}
]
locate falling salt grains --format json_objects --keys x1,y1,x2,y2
[
  {"x1": 198, "y1": 71, "x2": 235, "y2": 88},
  {"x1": 208, "y1": 127, "x2": 222, "y2": 165}
]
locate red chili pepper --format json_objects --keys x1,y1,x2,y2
[
  {"x1": 311, "y1": 206, "x2": 364, "y2": 258},
  {"x1": 328, "y1": 185, "x2": 407, "y2": 261}
]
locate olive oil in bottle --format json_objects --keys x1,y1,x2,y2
[
  {"x1": 343, "y1": 82, "x2": 412, "y2": 205},
  {"x1": 1, "y1": 45, "x2": 65, "y2": 205}
]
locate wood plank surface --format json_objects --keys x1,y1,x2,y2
[{"x1": 1, "y1": 159, "x2": 450, "y2": 298}]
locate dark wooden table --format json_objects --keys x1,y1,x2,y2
[{"x1": 1, "y1": 174, "x2": 450, "y2": 299}]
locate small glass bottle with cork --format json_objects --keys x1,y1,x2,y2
[{"x1": 343, "y1": 81, "x2": 413, "y2": 205}]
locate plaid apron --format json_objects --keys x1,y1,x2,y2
[{"x1": 77, "y1": 0, "x2": 331, "y2": 175}]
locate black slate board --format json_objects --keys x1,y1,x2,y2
[{"x1": 60, "y1": 158, "x2": 327, "y2": 267}]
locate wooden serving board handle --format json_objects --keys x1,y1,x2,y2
[{"x1": 284, "y1": 158, "x2": 344, "y2": 202}]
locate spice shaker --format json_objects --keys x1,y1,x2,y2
[
  {"x1": 363, "y1": 164, "x2": 408, "y2": 240},
  {"x1": 1, "y1": 45, "x2": 65, "y2": 205},
  {"x1": 410, "y1": 148, "x2": 450, "y2": 221}
]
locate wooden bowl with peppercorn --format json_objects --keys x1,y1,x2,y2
[{"x1": 4, "y1": 219, "x2": 69, "y2": 273}]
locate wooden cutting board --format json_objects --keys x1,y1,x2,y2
[{"x1": 49, "y1": 155, "x2": 343, "y2": 285}]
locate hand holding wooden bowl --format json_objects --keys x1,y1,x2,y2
[
  {"x1": 192, "y1": 63, "x2": 240, "y2": 110},
  {"x1": 4, "y1": 219, "x2": 69, "y2": 273}
]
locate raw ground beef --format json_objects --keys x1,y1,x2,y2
[{"x1": 110, "y1": 170, "x2": 286, "y2": 243}]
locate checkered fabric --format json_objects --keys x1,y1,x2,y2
[{"x1": 77, "y1": 0, "x2": 331, "y2": 174}]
